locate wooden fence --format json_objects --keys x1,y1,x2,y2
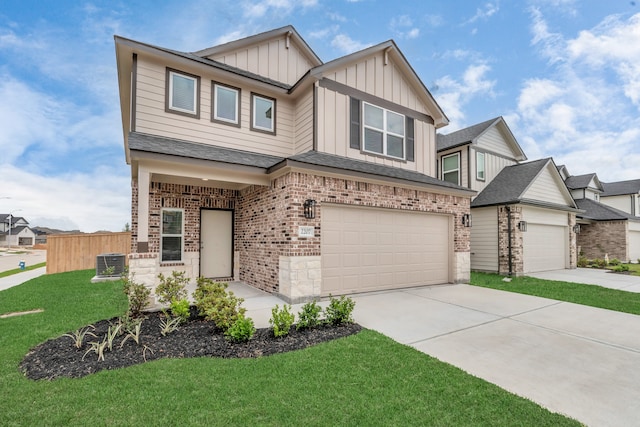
[{"x1": 46, "y1": 232, "x2": 131, "y2": 274}]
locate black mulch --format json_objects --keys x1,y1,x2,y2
[{"x1": 20, "y1": 309, "x2": 362, "y2": 381}]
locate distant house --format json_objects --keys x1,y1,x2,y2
[
  {"x1": 0, "y1": 214, "x2": 36, "y2": 247},
  {"x1": 562, "y1": 171, "x2": 640, "y2": 262},
  {"x1": 437, "y1": 118, "x2": 579, "y2": 275}
]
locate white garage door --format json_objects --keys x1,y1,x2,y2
[
  {"x1": 523, "y1": 224, "x2": 568, "y2": 273},
  {"x1": 321, "y1": 205, "x2": 450, "y2": 295},
  {"x1": 629, "y1": 231, "x2": 640, "y2": 263}
]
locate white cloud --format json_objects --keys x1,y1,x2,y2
[
  {"x1": 390, "y1": 15, "x2": 420, "y2": 40},
  {"x1": 241, "y1": 0, "x2": 318, "y2": 18},
  {"x1": 464, "y1": 2, "x2": 499, "y2": 25},
  {"x1": 331, "y1": 34, "x2": 370, "y2": 54}
]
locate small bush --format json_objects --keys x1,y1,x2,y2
[
  {"x1": 122, "y1": 273, "x2": 150, "y2": 318},
  {"x1": 297, "y1": 301, "x2": 322, "y2": 330},
  {"x1": 577, "y1": 256, "x2": 589, "y2": 268},
  {"x1": 324, "y1": 295, "x2": 356, "y2": 325},
  {"x1": 225, "y1": 315, "x2": 256, "y2": 343},
  {"x1": 608, "y1": 258, "x2": 621, "y2": 266},
  {"x1": 156, "y1": 271, "x2": 189, "y2": 305},
  {"x1": 612, "y1": 264, "x2": 630, "y2": 272},
  {"x1": 270, "y1": 304, "x2": 295, "y2": 337},
  {"x1": 204, "y1": 292, "x2": 246, "y2": 331},
  {"x1": 170, "y1": 298, "x2": 190, "y2": 323},
  {"x1": 193, "y1": 277, "x2": 228, "y2": 316},
  {"x1": 592, "y1": 258, "x2": 607, "y2": 269}
]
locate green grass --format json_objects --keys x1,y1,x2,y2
[
  {"x1": 0, "y1": 262, "x2": 47, "y2": 278},
  {"x1": 0, "y1": 270, "x2": 579, "y2": 426},
  {"x1": 622, "y1": 263, "x2": 640, "y2": 276},
  {"x1": 471, "y1": 272, "x2": 640, "y2": 315}
]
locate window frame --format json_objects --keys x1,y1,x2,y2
[
  {"x1": 442, "y1": 152, "x2": 461, "y2": 185},
  {"x1": 161, "y1": 208, "x2": 184, "y2": 263},
  {"x1": 476, "y1": 151, "x2": 486, "y2": 181},
  {"x1": 361, "y1": 101, "x2": 406, "y2": 160},
  {"x1": 250, "y1": 93, "x2": 276, "y2": 135},
  {"x1": 212, "y1": 81, "x2": 241, "y2": 127},
  {"x1": 165, "y1": 68, "x2": 200, "y2": 118}
]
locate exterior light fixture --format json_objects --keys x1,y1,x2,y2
[
  {"x1": 461, "y1": 213, "x2": 472, "y2": 227},
  {"x1": 303, "y1": 199, "x2": 316, "y2": 219},
  {"x1": 573, "y1": 224, "x2": 581, "y2": 234},
  {"x1": 517, "y1": 221, "x2": 527, "y2": 232}
]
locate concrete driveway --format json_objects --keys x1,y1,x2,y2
[{"x1": 529, "y1": 267, "x2": 640, "y2": 293}]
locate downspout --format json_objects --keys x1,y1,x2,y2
[{"x1": 505, "y1": 205, "x2": 513, "y2": 276}]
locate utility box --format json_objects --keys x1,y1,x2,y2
[{"x1": 96, "y1": 253, "x2": 126, "y2": 277}]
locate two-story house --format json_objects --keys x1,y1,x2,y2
[
  {"x1": 0, "y1": 214, "x2": 36, "y2": 247},
  {"x1": 561, "y1": 170, "x2": 640, "y2": 263},
  {"x1": 115, "y1": 26, "x2": 475, "y2": 304},
  {"x1": 437, "y1": 117, "x2": 579, "y2": 275}
]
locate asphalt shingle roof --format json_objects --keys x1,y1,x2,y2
[
  {"x1": 471, "y1": 158, "x2": 554, "y2": 207},
  {"x1": 436, "y1": 117, "x2": 499, "y2": 151},
  {"x1": 128, "y1": 132, "x2": 284, "y2": 169},
  {"x1": 575, "y1": 198, "x2": 637, "y2": 221},
  {"x1": 565, "y1": 173, "x2": 599, "y2": 190},
  {"x1": 601, "y1": 179, "x2": 640, "y2": 196}
]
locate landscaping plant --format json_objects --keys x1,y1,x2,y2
[
  {"x1": 122, "y1": 273, "x2": 150, "y2": 317},
  {"x1": 270, "y1": 304, "x2": 295, "y2": 337},
  {"x1": 193, "y1": 277, "x2": 246, "y2": 331},
  {"x1": 169, "y1": 298, "x2": 190, "y2": 323},
  {"x1": 296, "y1": 300, "x2": 322, "y2": 330},
  {"x1": 63, "y1": 325, "x2": 96, "y2": 349},
  {"x1": 225, "y1": 314, "x2": 256, "y2": 343},
  {"x1": 155, "y1": 271, "x2": 189, "y2": 305},
  {"x1": 324, "y1": 295, "x2": 356, "y2": 325}
]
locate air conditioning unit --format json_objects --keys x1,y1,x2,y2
[{"x1": 96, "y1": 253, "x2": 126, "y2": 277}]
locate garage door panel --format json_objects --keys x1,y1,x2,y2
[
  {"x1": 629, "y1": 231, "x2": 640, "y2": 263},
  {"x1": 523, "y1": 223, "x2": 567, "y2": 273},
  {"x1": 321, "y1": 205, "x2": 451, "y2": 295}
]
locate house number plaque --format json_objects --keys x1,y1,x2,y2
[{"x1": 298, "y1": 226, "x2": 315, "y2": 238}]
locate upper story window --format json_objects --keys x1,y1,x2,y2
[
  {"x1": 251, "y1": 93, "x2": 276, "y2": 134},
  {"x1": 161, "y1": 209, "x2": 183, "y2": 262},
  {"x1": 166, "y1": 68, "x2": 200, "y2": 118},
  {"x1": 594, "y1": 193, "x2": 600, "y2": 201},
  {"x1": 442, "y1": 153, "x2": 460, "y2": 185},
  {"x1": 212, "y1": 82, "x2": 240, "y2": 126},
  {"x1": 363, "y1": 102, "x2": 405, "y2": 159},
  {"x1": 476, "y1": 152, "x2": 485, "y2": 181}
]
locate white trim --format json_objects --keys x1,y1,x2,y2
[
  {"x1": 161, "y1": 208, "x2": 184, "y2": 262},
  {"x1": 252, "y1": 94, "x2": 275, "y2": 132}
]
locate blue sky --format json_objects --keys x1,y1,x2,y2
[{"x1": 1, "y1": 0, "x2": 639, "y2": 231}]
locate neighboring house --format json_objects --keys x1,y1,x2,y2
[
  {"x1": 0, "y1": 214, "x2": 36, "y2": 247},
  {"x1": 600, "y1": 179, "x2": 640, "y2": 217},
  {"x1": 115, "y1": 26, "x2": 475, "y2": 303},
  {"x1": 563, "y1": 171, "x2": 640, "y2": 262},
  {"x1": 437, "y1": 119, "x2": 579, "y2": 275}
]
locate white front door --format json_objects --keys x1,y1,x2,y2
[{"x1": 200, "y1": 209, "x2": 233, "y2": 278}]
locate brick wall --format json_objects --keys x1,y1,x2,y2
[
  {"x1": 578, "y1": 220, "x2": 628, "y2": 261},
  {"x1": 498, "y1": 205, "x2": 524, "y2": 275}
]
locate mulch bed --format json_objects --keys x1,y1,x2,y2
[{"x1": 20, "y1": 309, "x2": 362, "y2": 380}]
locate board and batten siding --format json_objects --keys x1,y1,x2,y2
[
  {"x1": 315, "y1": 84, "x2": 435, "y2": 176},
  {"x1": 470, "y1": 148, "x2": 517, "y2": 194},
  {"x1": 294, "y1": 89, "x2": 314, "y2": 154},
  {"x1": 438, "y1": 147, "x2": 468, "y2": 186},
  {"x1": 134, "y1": 56, "x2": 295, "y2": 158},
  {"x1": 476, "y1": 126, "x2": 516, "y2": 158},
  {"x1": 470, "y1": 207, "x2": 499, "y2": 272},
  {"x1": 522, "y1": 165, "x2": 570, "y2": 206},
  {"x1": 207, "y1": 37, "x2": 315, "y2": 87}
]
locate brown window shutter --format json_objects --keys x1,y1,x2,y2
[
  {"x1": 406, "y1": 117, "x2": 415, "y2": 161},
  {"x1": 350, "y1": 97, "x2": 361, "y2": 149}
]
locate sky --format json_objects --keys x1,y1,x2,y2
[{"x1": 1, "y1": 0, "x2": 639, "y2": 232}]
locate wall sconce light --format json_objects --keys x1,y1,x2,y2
[
  {"x1": 461, "y1": 213, "x2": 472, "y2": 227},
  {"x1": 303, "y1": 199, "x2": 316, "y2": 219},
  {"x1": 573, "y1": 224, "x2": 581, "y2": 234},
  {"x1": 518, "y1": 221, "x2": 527, "y2": 232}
]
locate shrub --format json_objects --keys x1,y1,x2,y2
[
  {"x1": 297, "y1": 300, "x2": 322, "y2": 330},
  {"x1": 170, "y1": 298, "x2": 191, "y2": 323},
  {"x1": 156, "y1": 271, "x2": 189, "y2": 305},
  {"x1": 577, "y1": 256, "x2": 589, "y2": 268},
  {"x1": 592, "y1": 258, "x2": 607, "y2": 269},
  {"x1": 612, "y1": 264, "x2": 630, "y2": 273},
  {"x1": 193, "y1": 277, "x2": 228, "y2": 316},
  {"x1": 324, "y1": 295, "x2": 355, "y2": 325},
  {"x1": 122, "y1": 273, "x2": 150, "y2": 318},
  {"x1": 608, "y1": 258, "x2": 621, "y2": 266},
  {"x1": 225, "y1": 315, "x2": 256, "y2": 343},
  {"x1": 270, "y1": 304, "x2": 295, "y2": 337}
]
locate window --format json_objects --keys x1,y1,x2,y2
[
  {"x1": 442, "y1": 153, "x2": 460, "y2": 185},
  {"x1": 476, "y1": 152, "x2": 485, "y2": 181},
  {"x1": 161, "y1": 209, "x2": 183, "y2": 262},
  {"x1": 362, "y1": 102, "x2": 405, "y2": 159},
  {"x1": 212, "y1": 82, "x2": 240, "y2": 126},
  {"x1": 251, "y1": 93, "x2": 275, "y2": 134},
  {"x1": 166, "y1": 69, "x2": 200, "y2": 118}
]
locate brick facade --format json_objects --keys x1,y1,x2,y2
[
  {"x1": 577, "y1": 220, "x2": 628, "y2": 261},
  {"x1": 129, "y1": 171, "x2": 471, "y2": 303}
]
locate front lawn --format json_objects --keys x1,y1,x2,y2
[
  {"x1": 471, "y1": 272, "x2": 640, "y2": 315},
  {"x1": 0, "y1": 262, "x2": 47, "y2": 278},
  {"x1": 0, "y1": 270, "x2": 578, "y2": 426},
  {"x1": 622, "y1": 263, "x2": 640, "y2": 276}
]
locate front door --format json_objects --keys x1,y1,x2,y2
[{"x1": 200, "y1": 209, "x2": 233, "y2": 278}]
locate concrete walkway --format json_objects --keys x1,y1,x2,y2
[
  {"x1": 529, "y1": 267, "x2": 640, "y2": 293},
  {"x1": 0, "y1": 250, "x2": 47, "y2": 291}
]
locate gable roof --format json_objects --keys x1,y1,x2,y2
[
  {"x1": 436, "y1": 116, "x2": 526, "y2": 160},
  {"x1": 601, "y1": 179, "x2": 640, "y2": 196},
  {"x1": 564, "y1": 173, "x2": 603, "y2": 191},
  {"x1": 471, "y1": 158, "x2": 577, "y2": 210},
  {"x1": 0, "y1": 214, "x2": 27, "y2": 225},
  {"x1": 575, "y1": 198, "x2": 638, "y2": 221}
]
